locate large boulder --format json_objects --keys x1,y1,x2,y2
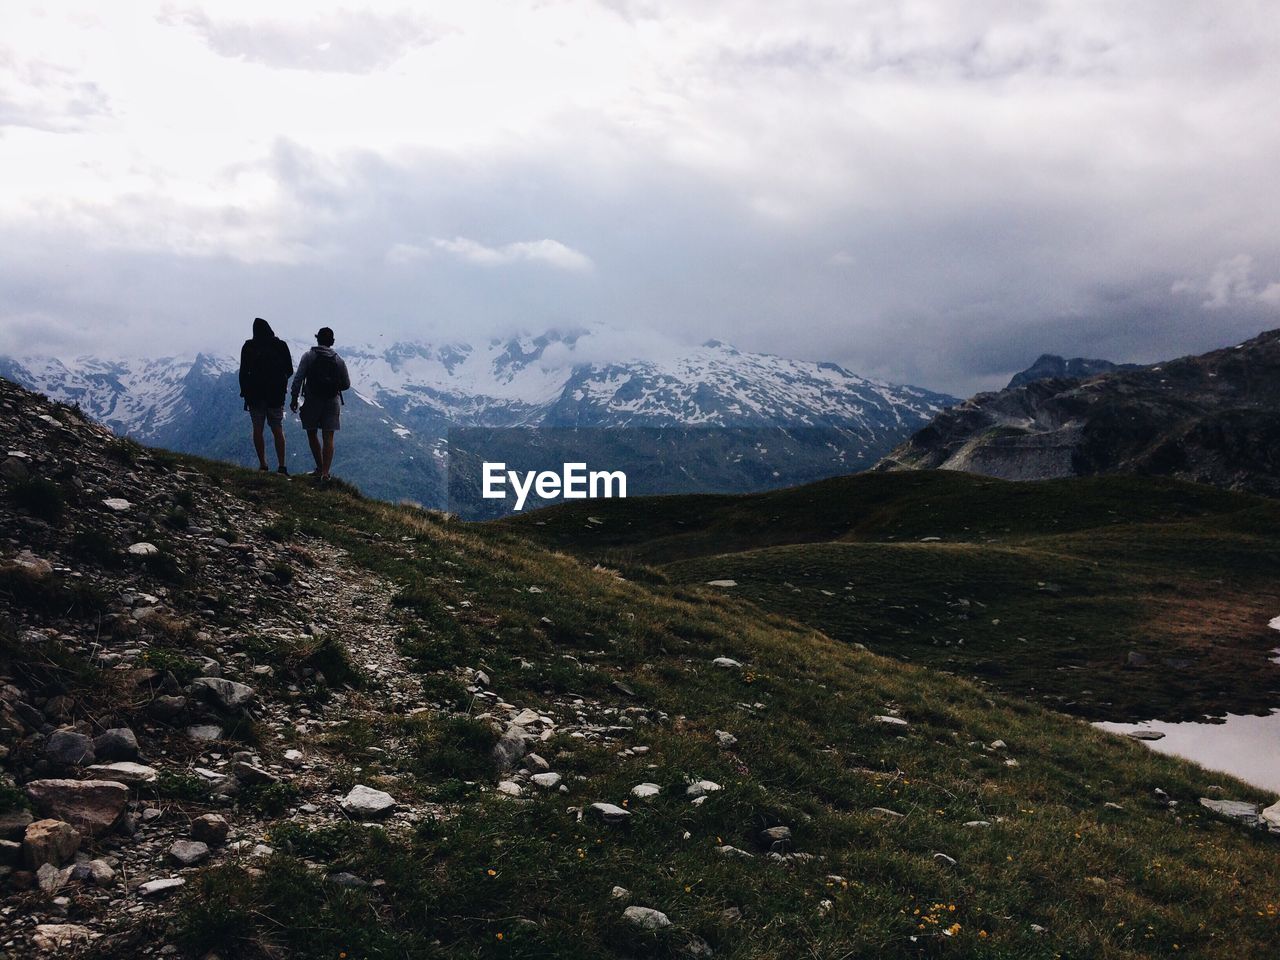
[{"x1": 25, "y1": 780, "x2": 129, "y2": 837}]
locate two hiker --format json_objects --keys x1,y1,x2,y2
[{"x1": 237, "y1": 320, "x2": 350, "y2": 482}]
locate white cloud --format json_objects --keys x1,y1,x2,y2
[
  {"x1": 409, "y1": 237, "x2": 594, "y2": 271},
  {"x1": 1173, "y1": 254, "x2": 1280, "y2": 310}
]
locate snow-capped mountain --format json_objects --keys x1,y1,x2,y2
[{"x1": 0, "y1": 331, "x2": 955, "y2": 512}]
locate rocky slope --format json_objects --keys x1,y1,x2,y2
[
  {"x1": 878, "y1": 328, "x2": 1280, "y2": 495},
  {"x1": 0, "y1": 332, "x2": 955, "y2": 511},
  {"x1": 3, "y1": 376, "x2": 1280, "y2": 959}
]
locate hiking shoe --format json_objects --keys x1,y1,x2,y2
[
  {"x1": 258, "y1": 464, "x2": 269, "y2": 472},
  {"x1": 276, "y1": 465, "x2": 289, "y2": 475}
]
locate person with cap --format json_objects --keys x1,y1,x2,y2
[
  {"x1": 237, "y1": 317, "x2": 294, "y2": 473},
  {"x1": 289, "y1": 326, "x2": 351, "y2": 482}
]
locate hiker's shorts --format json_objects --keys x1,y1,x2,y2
[
  {"x1": 300, "y1": 399, "x2": 341, "y2": 432},
  {"x1": 249, "y1": 405, "x2": 284, "y2": 431}
]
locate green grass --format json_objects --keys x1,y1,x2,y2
[
  {"x1": 501, "y1": 471, "x2": 1280, "y2": 721},
  {"x1": 144, "y1": 455, "x2": 1280, "y2": 960}
]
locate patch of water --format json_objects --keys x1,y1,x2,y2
[{"x1": 1095, "y1": 710, "x2": 1280, "y2": 793}]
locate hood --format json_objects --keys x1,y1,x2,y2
[
  {"x1": 252, "y1": 317, "x2": 275, "y2": 341},
  {"x1": 311, "y1": 345, "x2": 338, "y2": 358}
]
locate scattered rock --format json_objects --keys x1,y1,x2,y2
[
  {"x1": 686, "y1": 780, "x2": 722, "y2": 798},
  {"x1": 706, "y1": 580, "x2": 738, "y2": 588},
  {"x1": 1198, "y1": 798, "x2": 1262, "y2": 827},
  {"x1": 630, "y1": 782, "x2": 661, "y2": 799},
  {"x1": 138, "y1": 877, "x2": 186, "y2": 898},
  {"x1": 871, "y1": 715, "x2": 909, "y2": 730},
  {"x1": 760, "y1": 826, "x2": 793, "y2": 849},
  {"x1": 45, "y1": 730, "x2": 95, "y2": 767},
  {"x1": 186, "y1": 724, "x2": 223, "y2": 741},
  {"x1": 25, "y1": 780, "x2": 129, "y2": 837},
  {"x1": 868, "y1": 807, "x2": 904, "y2": 820},
  {"x1": 1126, "y1": 730, "x2": 1166, "y2": 741},
  {"x1": 623, "y1": 905, "x2": 672, "y2": 931},
  {"x1": 962, "y1": 820, "x2": 992, "y2": 829},
  {"x1": 33, "y1": 924, "x2": 96, "y2": 952},
  {"x1": 714, "y1": 730, "x2": 738, "y2": 748},
  {"x1": 232, "y1": 761, "x2": 280, "y2": 786},
  {"x1": 93, "y1": 727, "x2": 139, "y2": 761},
  {"x1": 496, "y1": 780, "x2": 525, "y2": 797},
  {"x1": 191, "y1": 814, "x2": 230, "y2": 846},
  {"x1": 190, "y1": 677, "x2": 256, "y2": 711},
  {"x1": 340, "y1": 785, "x2": 396, "y2": 819},
  {"x1": 101, "y1": 498, "x2": 132, "y2": 512},
  {"x1": 493, "y1": 724, "x2": 530, "y2": 770},
  {"x1": 531, "y1": 772, "x2": 562, "y2": 789},
  {"x1": 712, "y1": 657, "x2": 742, "y2": 669},
  {"x1": 588, "y1": 802, "x2": 632, "y2": 825},
  {"x1": 933, "y1": 853, "x2": 957, "y2": 868},
  {"x1": 524, "y1": 752, "x2": 551, "y2": 773},
  {"x1": 127, "y1": 542, "x2": 159, "y2": 556},
  {"x1": 168, "y1": 840, "x2": 210, "y2": 867},
  {"x1": 85, "y1": 761, "x2": 158, "y2": 784},
  {"x1": 23, "y1": 819, "x2": 80, "y2": 869},
  {"x1": 69, "y1": 859, "x2": 115, "y2": 887},
  {"x1": 611, "y1": 885, "x2": 631, "y2": 901}
]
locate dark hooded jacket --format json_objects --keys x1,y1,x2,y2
[{"x1": 238, "y1": 318, "x2": 294, "y2": 408}]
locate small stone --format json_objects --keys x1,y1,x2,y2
[
  {"x1": 340, "y1": 785, "x2": 396, "y2": 819},
  {"x1": 138, "y1": 877, "x2": 186, "y2": 897},
  {"x1": 101, "y1": 498, "x2": 132, "y2": 511},
  {"x1": 1126, "y1": 730, "x2": 1166, "y2": 741},
  {"x1": 13, "y1": 550, "x2": 52, "y2": 576},
  {"x1": 623, "y1": 905, "x2": 672, "y2": 931},
  {"x1": 715, "y1": 844, "x2": 754, "y2": 859},
  {"x1": 186, "y1": 724, "x2": 223, "y2": 741},
  {"x1": 232, "y1": 761, "x2": 279, "y2": 786},
  {"x1": 760, "y1": 826, "x2": 793, "y2": 849},
  {"x1": 37, "y1": 862, "x2": 69, "y2": 892},
  {"x1": 496, "y1": 780, "x2": 525, "y2": 797},
  {"x1": 868, "y1": 807, "x2": 904, "y2": 820},
  {"x1": 32, "y1": 923, "x2": 95, "y2": 952},
  {"x1": 190, "y1": 677, "x2": 255, "y2": 711},
  {"x1": 714, "y1": 730, "x2": 738, "y2": 748},
  {"x1": 630, "y1": 783, "x2": 661, "y2": 799},
  {"x1": 168, "y1": 840, "x2": 210, "y2": 867},
  {"x1": 191, "y1": 814, "x2": 229, "y2": 847},
  {"x1": 962, "y1": 820, "x2": 992, "y2": 829},
  {"x1": 127, "y1": 542, "x2": 159, "y2": 556},
  {"x1": 933, "y1": 853, "x2": 957, "y2": 868},
  {"x1": 23, "y1": 820, "x2": 80, "y2": 869},
  {"x1": 524, "y1": 752, "x2": 551, "y2": 773},
  {"x1": 1261, "y1": 800, "x2": 1280, "y2": 831},
  {"x1": 712, "y1": 657, "x2": 742, "y2": 669},
  {"x1": 69, "y1": 859, "x2": 115, "y2": 887},
  {"x1": 327, "y1": 871, "x2": 368, "y2": 888},
  {"x1": 705, "y1": 580, "x2": 738, "y2": 587},
  {"x1": 492, "y1": 724, "x2": 530, "y2": 770},
  {"x1": 85, "y1": 762, "x2": 158, "y2": 784},
  {"x1": 871, "y1": 715, "x2": 909, "y2": 730},
  {"x1": 93, "y1": 728, "x2": 139, "y2": 761},
  {"x1": 611, "y1": 885, "x2": 631, "y2": 901},
  {"x1": 686, "y1": 780, "x2": 722, "y2": 798},
  {"x1": 283, "y1": 749, "x2": 305, "y2": 767},
  {"x1": 531, "y1": 772, "x2": 562, "y2": 789},
  {"x1": 45, "y1": 730, "x2": 95, "y2": 767},
  {"x1": 588, "y1": 802, "x2": 632, "y2": 825}
]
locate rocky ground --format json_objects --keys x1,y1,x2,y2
[{"x1": 0, "y1": 380, "x2": 671, "y2": 956}]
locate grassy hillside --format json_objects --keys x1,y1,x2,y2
[
  {"x1": 174, "y1": 466, "x2": 1280, "y2": 957},
  {"x1": 3, "y1": 385, "x2": 1279, "y2": 959},
  {"x1": 500, "y1": 473, "x2": 1280, "y2": 721}
]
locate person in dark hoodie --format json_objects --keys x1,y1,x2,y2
[
  {"x1": 289, "y1": 327, "x2": 351, "y2": 482},
  {"x1": 238, "y1": 318, "x2": 294, "y2": 473}
]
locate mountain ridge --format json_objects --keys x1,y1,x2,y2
[
  {"x1": 877, "y1": 328, "x2": 1280, "y2": 496},
  {"x1": 0, "y1": 333, "x2": 956, "y2": 510}
]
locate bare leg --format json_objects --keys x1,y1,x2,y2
[
  {"x1": 321, "y1": 430, "x2": 335, "y2": 478},
  {"x1": 270, "y1": 423, "x2": 287, "y2": 468},
  {"x1": 306, "y1": 429, "x2": 323, "y2": 471},
  {"x1": 252, "y1": 423, "x2": 268, "y2": 469}
]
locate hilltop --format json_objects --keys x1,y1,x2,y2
[
  {"x1": 878, "y1": 329, "x2": 1280, "y2": 496},
  {"x1": 0, "y1": 332, "x2": 955, "y2": 511},
  {"x1": 2, "y1": 376, "x2": 1280, "y2": 958}
]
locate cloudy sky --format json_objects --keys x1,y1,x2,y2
[{"x1": 2, "y1": 1, "x2": 1279, "y2": 394}]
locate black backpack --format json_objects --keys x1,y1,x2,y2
[{"x1": 307, "y1": 351, "x2": 343, "y2": 400}]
